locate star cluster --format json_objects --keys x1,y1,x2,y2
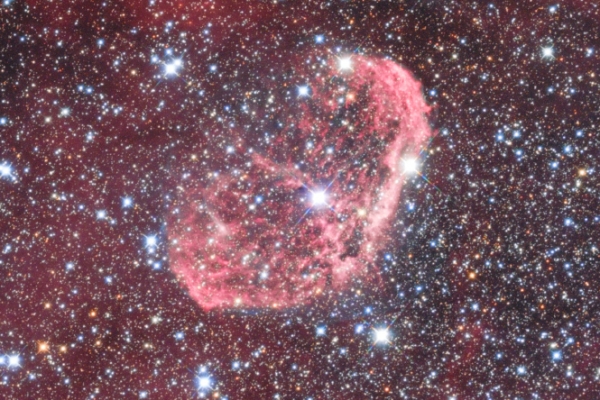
[{"x1": 1, "y1": 1, "x2": 599, "y2": 399}]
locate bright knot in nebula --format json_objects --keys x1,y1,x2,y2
[{"x1": 168, "y1": 55, "x2": 433, "y2": 310}]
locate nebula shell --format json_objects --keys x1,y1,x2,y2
[{"x1": 168, "y1": 54, "x2": 433, "y2": 310}]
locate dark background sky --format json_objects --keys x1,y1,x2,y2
[{"x1": 1, "y1": 0, "x2": 599, "y2": 398}]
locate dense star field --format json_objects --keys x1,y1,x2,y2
[{"x1": 1, "y1": 0, "x2": 599, "y2": 399}]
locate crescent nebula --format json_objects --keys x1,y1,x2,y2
[{"x1": 168, "y1": 54, "x2": 434, "y2": 310}]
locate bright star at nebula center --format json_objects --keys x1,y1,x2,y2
[{"x1": 311, "y1": 190, "x2": 327, "y2": 207}]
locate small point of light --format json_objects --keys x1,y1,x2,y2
[
  {"x1": 122, "y1": 197, "x2": 133, "y2": 208},
  {"x1": 564, "y1": 218, "x2": 573, "y2": 227},
  {"x1": 37, "y1": 342, "x2": 49, "y2": 353},
  {"x1": 96, "y1": 210, "x2": 107, "y2": 220},
  {"x1": 316, "y1": 325, "x2": 326, "y2": 336}
]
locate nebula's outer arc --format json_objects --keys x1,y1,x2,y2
[{"x1": 168, "y1": 54, "x2": 434, "y2": 310}]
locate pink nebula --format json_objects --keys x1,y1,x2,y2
[{"x1": 168, "y1": 54, "x2": 434, "y2": 310}]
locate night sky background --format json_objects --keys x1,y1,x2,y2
[{"x1": 1, "y1": 0, "x2": 600, "y2": 399}]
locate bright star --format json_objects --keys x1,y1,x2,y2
[
  {"x1": 311, "y1": 190, "x2": 327, "y2": 206},
  {"x1": 164, "y1": 59, "x2": 182, "y2": 76},
  {"x1": 7, "y1": 354, "x2": 20, "y2": 368},
  {"x1": 401, "y1": 157, "x2": 419, "y2": 174},
  {"x1": 373, "y1": 327, "x2": 391, "y2": 344},
  {"x1": 144, "y1": 235, "x2": 158, "y2": 248},
  {"x1": 541, "y1": 46, "x2": 555, "y2": 60},
  {"x1": 298, "y1": 85, "x2": 310, "y2": 97},
  {"x1": 197, "y1": 376, "x2": 211, "y2": 389},
  {"x1": 165, "y1": 63, "x2": 177, "y2": 75},
  {"x1": 194, "y1": 367, "x2": 214, "y2": 394},
  {"x1": 338, "y1": 56, "x2": 352, "y2": 71},
  {"x1": 122, "y1": 197, "x2": 133, "y2": 208},
  {"x1": 0, "y1": 162, "x2": 12, "y2": 178}
]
